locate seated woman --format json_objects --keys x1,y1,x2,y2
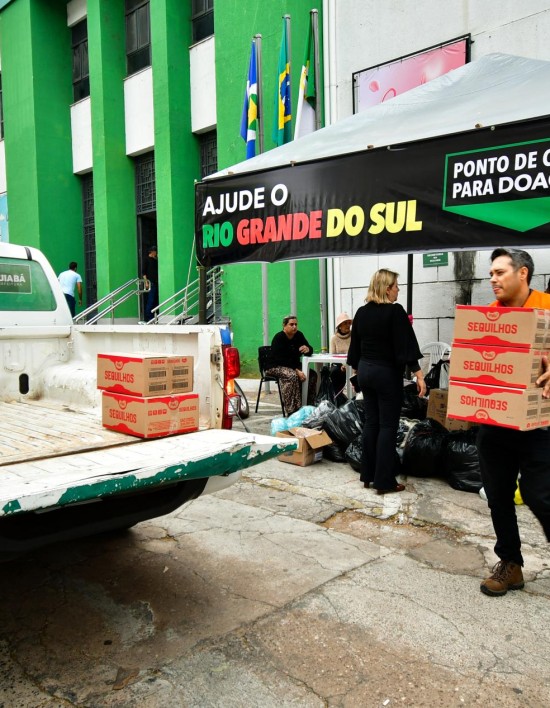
[
  {"x1": 265, "y1": 314, "x2": 318, "y2": 416},
  {"x1": 329, "y1": 312, "x2": 352, "y2": 395}
]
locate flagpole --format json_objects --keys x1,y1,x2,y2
[
  {"x1": 284, "y1": 15, "x2": 297, "y2": 317},
  {"x1": 311, "y1": 9, "x2": 327, "y2": 349},
  {"x1": 253, "y1": 34, "x2": 269, "y2": 350},
  {"x1": 311, "y1": 9, "x2": 322, "y2": 131},
  {"x1": 255, "y1": 34, "x2": 263, "y2": 154}
]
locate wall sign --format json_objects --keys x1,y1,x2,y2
[{"x1": 423, "y1": 252, "x2": 448, "y2": 267}]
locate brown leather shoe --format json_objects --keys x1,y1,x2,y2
[
  {"x1": 480, "y1": 560, "x2": 524, "y2": 597},
  {"x1": 376, "y1": 483, "x2": 405, "y2": 495}
]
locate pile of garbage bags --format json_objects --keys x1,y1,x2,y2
[{"x1": 271, "y1": 365, "x2": 482, "y2": 494}]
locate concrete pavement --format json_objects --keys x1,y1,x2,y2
[{"x1": 0, "y1": 380, "x2": 549, "y2": 706}]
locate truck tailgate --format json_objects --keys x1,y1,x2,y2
[{"x1": 0, "y1": 411, "x2": 296, "y2": 517}]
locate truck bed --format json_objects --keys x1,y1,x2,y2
[
  {"x1": 0, "y1": 399, "x2": 140, "y2": 466},
  {"x1": 0, "y1": 400, "x2": 295, "y2": 518}
]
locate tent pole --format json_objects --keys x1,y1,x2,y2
[
  {"x1": 198, "y1": 266, "x2": 207, "y2": 324},
  {"x1": 262, "y1": 263, "x2": 271, "y2": 392},
  {"x1": 407, "y1": 254, "x2": 413, "y2": 315},
  {"x1": 319, "y1": 258, "x2": 328, "y2": 351},
  {"x1": 262, "y1": 264, "x2": 269, "y2": 345}
]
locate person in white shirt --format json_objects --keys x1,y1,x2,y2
[{"x1": 58, "y1": 261, "x2": 83, "y2": 317}]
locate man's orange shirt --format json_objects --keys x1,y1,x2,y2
[{"x1": 490, "y1": 290, "x2": 550, "y2": 309}]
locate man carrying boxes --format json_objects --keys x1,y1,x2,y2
[{"x1": 449, "y1": 248, "x2": 550, "y2": 597}]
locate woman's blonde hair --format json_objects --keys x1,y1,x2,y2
[{"x1": 366, "y1": 269, "x2": 399, "y2": 304}]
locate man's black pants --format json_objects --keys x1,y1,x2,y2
[{"x1": 477, "y1": 424, "x2": 550, "y2": 566}]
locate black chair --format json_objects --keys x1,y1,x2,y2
[{"x1": 255, "y1": 346, "x2": 286, "y2": 416}]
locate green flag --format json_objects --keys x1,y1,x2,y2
[{"x1": 273, "y1": 20, "x2": 292, "y2": 146}]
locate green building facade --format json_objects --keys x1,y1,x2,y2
[{"x1": 0, "y1": 0, "x2": 323, "y2": 374}]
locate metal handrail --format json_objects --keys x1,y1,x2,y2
[
  {"x1": 148, "y1": 266, "x2": 224, "y2": 325},
  {"x1": 73, "y1": 266, "x2": 225, "y2": 326},
  {"x1": 74, "y1": 277, "x2": 145, "y2": 325},
  {"x1": 147, "y1": 280, "x2": 200, "y2": 325}
]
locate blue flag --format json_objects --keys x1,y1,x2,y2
[
  {"x1": 273, "y1": 22, "x2": 292, "y2": 146},
  {"x1": 240, "y1": 41, "x2": 258, "y2": 159}
]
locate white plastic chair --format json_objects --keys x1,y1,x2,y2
[{"x1": 420, "y1": 341, "x2": 451, "y2": 388}]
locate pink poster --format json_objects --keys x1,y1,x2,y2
[{"x1": 355, "y1": 39, "x2": 468, "y2": 112}]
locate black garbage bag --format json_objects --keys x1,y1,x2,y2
[
  {"x1": 315, "y1": 365, "x2": 338, "y2": 407},
  {"x1": 323, "y1": 442, "x2": 348, "y2": 463},
  {"x1": 396, "y1": 418, "x2": 415, "y2": 447},
  {"x1": 425, "y1": 359, "x2": 450, "y2": 392},
  {"x1": 445, "y1": 429, "x2": 482, "y2": 493},
  {"x1": 322, "y1": 399, "x2": 364, "y2": 447},
  {"x1": 401, "y1": 382, "x2": 428, "y2": 420},
  {"x1": 345, "y1": 435, "x2": 362, "y2": 472},
  {"x1": 302, "y1": 399, "x2": 337, "y2": 429},
  {"x1": 402, "y1": 418, "x2": 449, "y2": 477}
]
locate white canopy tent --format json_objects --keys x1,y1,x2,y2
[
  {"x1": 196, "y1": 53, "x2": 550, "y2": 340},
  {"x1": 210, "y1": 53, "x2": 550, "y2": 179}
]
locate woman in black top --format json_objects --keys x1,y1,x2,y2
[
  {"x1": 266, "y1": 314, "x2": 317, "y2": 415},
  {"x1": 347, "y1": 269, "x2": 426, "y2": 494}
]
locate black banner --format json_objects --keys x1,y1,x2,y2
[{"x1": 195, "y1": 117, "x2": 550, "y2": 267}]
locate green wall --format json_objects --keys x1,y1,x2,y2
[
  {"x1": 214, "y1": 2, "x2": 324, "y2": 374},
  {"x1": 0, "y1": 0, "x2": 83, "y2": 278}
]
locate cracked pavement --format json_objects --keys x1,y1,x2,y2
[{"x1": 1, "y1": 385, "x2": 550, "y2": 706}]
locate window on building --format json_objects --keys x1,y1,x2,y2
[
  {"x1": 135, "y1": 152, "x2": 156, "y2": 214},
  {"x1": 192, "y1": 0, "x2": 214, "y2": 43},
  {"x1": 126, "y1": 0, "x2": 151, "y2": 76},
  {"x1": 81, "y1": 174, "x2": 97, "y2": 306},
  {"x1": 199, "y1": 131, "x2": 217, "y2": 178},
  {"x1": 72, "y1": 20, "x2": 90, "y2": 102},
  {"x1": 0, "y1": 74, "x2": 4, "y2": 139}
]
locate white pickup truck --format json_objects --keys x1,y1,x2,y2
[{"x1": 0, "y1": 243, "x2": 293, "y2": 559}]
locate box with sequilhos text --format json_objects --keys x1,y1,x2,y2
[{"x1": 102, "y1": 391, "x2": 199, "y2": 438}]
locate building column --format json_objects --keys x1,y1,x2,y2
[
  {"x1": 87, "y1": 0, "x2": 137, "y2": 296},
  {"x1": 150, "y1": 0, "x2": 199, "y2": 300}
]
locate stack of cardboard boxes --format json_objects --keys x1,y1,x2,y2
[
  {"x1": 98, "y1": 353, "x2": 199, "y2": 438},
  {"x1": 447, "y1": 305, "x2": 550, "y2": 430}
]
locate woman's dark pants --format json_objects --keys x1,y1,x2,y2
[{"x1": 357, "y1": 360, "x2": 403, "y2": 489}]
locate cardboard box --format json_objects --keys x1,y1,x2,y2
[
  {"x1": 97, "y1": 353, "x2": 194, "y2": 396},
  {"x1": 447, "y1": 380, "x2": 550, "y2": 431},
  {"x1": 449, "y1": 342, "x2": 548, "y2": 389},
  {"x1": 169, "y1": 355, "x2": 194, "y2": 394},
  {"x1": 97, "y1": 353, "x2": 170, "y2": 396},
  {"x1": 102, "y1": 391, "x2": 199, "y2": 438},
  {"x1": 426, "y1": 388, "x2": 473, "y2": 431},
  {"x1": 276, "y1": 427, "x2": 332, "y2": 466},
  {"x1": 453, "y1": 305, "x2": 550, "y2": 349}
]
